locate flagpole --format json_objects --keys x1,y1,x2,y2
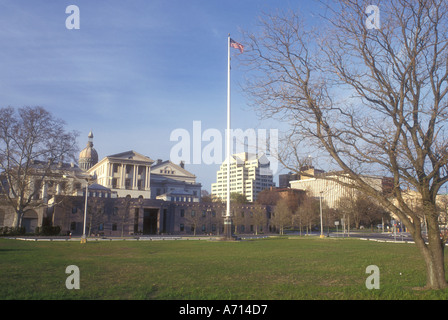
[
  {"x1": 224, "y1": 33, "x2": 233, "y2": 240},
  {"x1": 227, "y1": 34, "x2": 231, "y2": 219}
]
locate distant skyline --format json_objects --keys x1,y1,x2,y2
[{"x1": 0, "y1": 0, "x2": 323, "y2": 192}]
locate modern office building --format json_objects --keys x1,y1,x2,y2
[{"x1": 211, "y1": 152, "x2": 275, "y2": 202}]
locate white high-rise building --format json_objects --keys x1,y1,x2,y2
[
  {"x1": 211, "y1": 152, "x2": 275, "y2": 202},
  {"x1": 290, "y1": 172, "x2": 392, "y2": 208}
]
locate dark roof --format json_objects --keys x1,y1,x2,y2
[{"x1": 87, "y1": 183, "x2": 112, "y2": 191}]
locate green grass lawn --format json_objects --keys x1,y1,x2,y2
[{"x1": 1, "y1": 237, "x2": 448, "y2": 300}]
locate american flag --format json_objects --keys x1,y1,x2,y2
[{"x1": 230, "y1": 38, "x2": 244, "y2": 53}]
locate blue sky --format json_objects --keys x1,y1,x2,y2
[{"x1": 0, "y1": 0, "x2": 322, "y2": 192}]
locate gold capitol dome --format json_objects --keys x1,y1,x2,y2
[{"x1": 79, "y1": 131, "x2": 98, "y2": 171}]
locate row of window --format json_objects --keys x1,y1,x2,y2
[
  {"x1": 179, "y1": 209, "x2": 264, "y2": 218},
  {"x1": 69, "y1": 221, "x2": 262, "y2": 234},
  {"x1": 83, "y1": 191, "x2": 112, "y2": 198},
  {"x1": 169, "y1": 196, "x2": 196, "y2": 202},
  {"x1": 179, "y1": 209, "x2": 218, "y2": 217},
  {"x1": 70, "y1": 221, "x2": 118, "y2": 231},
  {"x1": 179, "y1": 224, "x2": 262, "y2": 233}
]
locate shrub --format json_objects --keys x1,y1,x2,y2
[
  {"x1": 0, "y1": 226, "x2": 26, "y2": 236},
  {"x1": 35, "y1": 225, "x2": 61, "y2": 236}
]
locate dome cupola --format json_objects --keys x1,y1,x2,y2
[{"x1": 79, "y1": 131, "x2": 98, "y2": 171}]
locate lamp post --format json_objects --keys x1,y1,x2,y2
[
  {"x1": 64, "y1": 172, "x2": 96, "y2": 244},
  {"x1": 80, "y1": 182, "x2": 89, "y2": 243},
  {"x1": 319, "y1": 191, "x2": 324, "y2": 238}
]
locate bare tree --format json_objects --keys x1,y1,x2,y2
[
  {"x1": 0, "y1": 106, "x2": 78, "y2": 229},
  {"x1": 231, "y1": 207, "x2": 245, "y2": 234},
  {"x1": 185, "y1": 209, "x2": 203, "y2": 236},
  {"x1": 295, "y1": 194, "x2": 320, "y2": 235},
  {"x1": 242, "y1": 0, "x2": 448, "y2": 289},
  {"x1": 338, "y1": 193, "x2": 359, "y2": 234},
  {"x1": 272, "y1": 198, "x2": 292, "y2": 235},
  {"x1": 252, "y1": 204, "x2": 268, "y2": 235},
  {"x1": 86, "y1": 197, "x2": 105, "y2": 236}
]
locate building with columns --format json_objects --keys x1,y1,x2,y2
[
  {"x1": 87, "y1": 150, "x2": 154, "y2": 199},
  {"x1": 151, "y1": 159, "x2": 201, "y2": 202},
  {"x1": 79, "y1": 132, "x2": 201, "y2": 201},
  {"x1": 0, "y1": 131, "x2": 203, "y2": 233},
  {"x1": 0, "y1": 159, "x2": 91, "y2": 233},
  {"x1": 49, "y1": 195, "x2": 273, "y2": 237}
]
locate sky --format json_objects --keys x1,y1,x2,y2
[{"x1": 0, "y1": 0, "x2": 323, "y2": 192}]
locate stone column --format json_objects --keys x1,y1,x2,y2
[
  {"x1": 107, "y1": 163, "x2": 112, "y2": 188},
  {"x1": 121, "y1": 164, "x2": 126, "y2": 188},
  {"x1": 145, "y1": 166, "x2": 151, "y2": 191},
  {"x1": 41, "y1": 182, "x2": 48, "y2": 203},
  {"x1": 133, "y1": 165, "x2": 138, "y2": 190}
]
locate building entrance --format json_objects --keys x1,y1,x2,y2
[{"x1": 143, "y1": 209, "x2": 158, "y2": 234}]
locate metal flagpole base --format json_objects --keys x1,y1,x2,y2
[
  {"x1": 221, "y1": 217, "x2": 237, "y2": 241},
  {"x1": 80, "y1": 235, "x2": 87, "y2": 244}
]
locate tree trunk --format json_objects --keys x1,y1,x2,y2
[
  {"x1": 12, "y1": 212, "x2": 21, "y2": 228},
  {"x1": 424, "y1": 217, "x2": 447, "y2": 289},
  {"x1": 423, "y1": 247, "x2": 447, "y2": 289},
  {"x1": 412, "y1": 215, "x2": 448, "y2": 290},
  {"x1": 12, "y1": 204, "x2": 24, "y2": 228}
]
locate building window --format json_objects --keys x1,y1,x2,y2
[
  {"x1": 202, "y1": 224, "x2": 206, "y2": 232},
  {"x1": 99, "y1": 223, "x2": 104, "y2": 231},
  {"x1": 180, "y1": 209, "x2": 185, "y2": 217},
  {"x1": 113, "y1": 207, "x2": 119, "y2": 215},
  {"x1": 70, "y1": 222, "x2": 76, "y2": 230},
  {"x1": 180, "y1": 224, "x2": 184, "y2": 232},
  {"x1": 112, "y1": 223, "x2": 117, "y2": 231},
  {"x1": 71, "y1": 207, "x2": 77, "y2": 214},
  {"x1": 191, "y1": 210, "x2": 195, "y2": 217}
]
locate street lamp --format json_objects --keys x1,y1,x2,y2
[
  {"x1": 319, "y1": 191, "x2": 324, "y2": 238},
  {"x1": 80, "y1": 173, "x2": 97, "y2": 244},
  {"x1": 81, "y1": 182, "x2": 89, "y2": 243},
  {"x1": 64, "y1": 172, "x2": 96, "y2": 243}
]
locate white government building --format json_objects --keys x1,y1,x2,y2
[
  {"x1": 80, "y1": 132, "x2": 202, "y2": 201},
  {"x1": 211, "y1": 152, "x2": 275, "y2": 202}
]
